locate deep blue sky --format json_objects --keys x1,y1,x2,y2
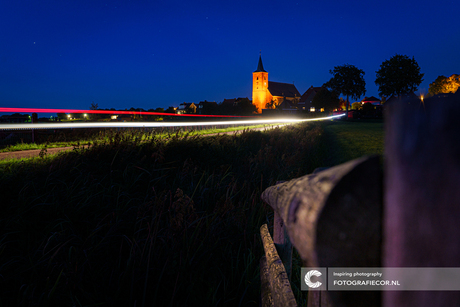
[{"x1": 1, "y1": 0, "x2": 459, "y2": 111}]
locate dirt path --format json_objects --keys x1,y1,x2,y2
[
  {"x1": 0, "y1": 124, "x2": 290, "y2": 161},
  {"x1": 0, "y1": 147, "x2": 75, "y2": 161}
]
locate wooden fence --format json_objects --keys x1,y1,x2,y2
[{"x1": 259, "y1": 93, "x2": 460, "y2": 306}]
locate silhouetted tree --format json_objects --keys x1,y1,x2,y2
[
  {"x1": 375, "y1": 54, "x2": 424, "y2": 97},
  {"x1": 56, "y1": 113, "x2": 67, "y2": 120},
  {"x1": 90, "y1": 102, "x2": 98, "y2": 110},
  {"x1": 165, "y1": 106, "x2": 176, "y2": 113},
  {"x1": 324, "y1": 64, "x2": 366, "y2": 119},
  {"x1": 236, "y1": 98, "x2": 257, "y2": 115}
]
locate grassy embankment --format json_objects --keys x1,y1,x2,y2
[
  {"x1": 0, "y1": 120, "x2": 383, "y2": 306},
  {"x1": 0, "y1": 124, "x2": 286, "y2": 153}
]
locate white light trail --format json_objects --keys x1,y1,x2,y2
[{"x1": 0, "y1": 114, "x2": 345, "y2": 130}]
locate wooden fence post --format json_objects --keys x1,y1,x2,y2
[
  {"x1": 273, "y1": 180, "x2": 293, "y2": 281},
  {"x1": 260, "y1": 224, "x2": 297, "y2": 307},
  {"x1": 384, "y1": 93, "x2": 460, "y2": 306},
  {"x1": 273, "y1": 211, "x2": 292, "y2": 280},
  {"x1": 260, "y1": 256, "x2": 274, "y2": 307}
]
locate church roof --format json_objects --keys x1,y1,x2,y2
[
  {"x1": 254, "y1": 55, "x2": 267, "y2": 72},
  {"x1": 268, "y1": 81, "x2": 300, "y2": 98}
]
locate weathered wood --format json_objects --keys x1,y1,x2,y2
[
  {"x1": 273, "y1": 180, "x2": 293, "y2": 281},
  {"x1": 308, "y1": 291, "x2": 320, "y2": 307},
  {"x1": 262, "y1": 156, "x2": 382, "y2": 306},
  {"x1": 260, "y1": 256, "x2": 274, "y2": 307},
  {"x1": 307, "y1": 290, "x2": 332, "y2": 307},
  {"x1": 384, "y1": 93, "x2": 460, "y2": 306},
  {"x1": 273, "y1": 211, "x2": 293, "y2": 280},
  {"x1": 260, "y1": 224, "x2": 297, "y2": 307}
]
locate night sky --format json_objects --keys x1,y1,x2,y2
[{"x1": 1, "y1": 0, "x2": 459, "y2": 111}]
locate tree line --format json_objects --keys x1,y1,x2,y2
[{"x1": 312, "y1": 54, "x2": 458, "y2": 116}]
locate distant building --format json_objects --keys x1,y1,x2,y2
[
  {"x1": 361, "y1": 96, "x2": 381, "y2": 105},
  {"x1": 221, "y1": 97, "x2": 250, "y2": 107},
  {"x1": 298, "y1": 86, "x2": 323, "y2": 112},
  {"x1": 278, "y1": 99, "x2": 299, "y2": 113},
  {"x1": 0, "y1": 114, "x2": 29, "y2": 123},
  {"x1": 252, "y1": 55, "x2": 300, "y2": 113},
  {"x1": 197, "y1": 100, "x2": 218, "y2": 114},
  {"x1": 386, "y1": 92, "x2": 421, "y2": 105},
  {"x1": 177, "y1": 102, "x2": 197, "y2": 114}
]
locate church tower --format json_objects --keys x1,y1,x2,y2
[{"x1": 252, "y1": 54, "x2": 269, "y2": 113}]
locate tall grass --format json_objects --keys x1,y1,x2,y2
[
  {"x1": 0, "y1": 124, "x2": 287, "y2": 153},
  {"x1": 0, "y1": 123, "x2": 328, "y2": 306}
]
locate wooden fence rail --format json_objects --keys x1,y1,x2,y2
[{"x1": 260, "y1": 155, "x2": 382, "y2": 306}]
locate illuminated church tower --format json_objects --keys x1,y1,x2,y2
[{"x1": 252, "y1": 54, "x2": 269, "y2": 113}]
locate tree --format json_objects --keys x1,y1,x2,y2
[
  {"x1": 351, "y1": 102, "x2": 361, "y2": 110},
  {"x1": 165, "y1": 106, "x2": 176, "y2": 113},
  {"x1": 428, "y1": 74, "x2": 460, "y2": 96},
  {"x1": 90, "y1": 102, "x2": 98, "y2": 110},
  {"x1": 324, "y1": 64, "x2": 366, "y2": 119},
  {"x1": 236, "y1": 98, "x2": 257, "y2": 115},
  {"x1": 56, "y1": 113, "x2": 67, "y2": 120},
  {"x1": 375, "y1": 54, "x2": 424, "y2": 97},
  {"x1": 265, "y1": 99, "x2": 277, "y2": 109},
  {"x1": 311, "y1": 88, "x2": 340, "y2": 112}
]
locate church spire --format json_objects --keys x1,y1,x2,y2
[{"x1": 254, "y1": 53, "x2": 266, "y2": 72}]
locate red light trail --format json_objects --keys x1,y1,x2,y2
[{"x1": 0, "y1": 107, "x2": 254, "y2": 118}]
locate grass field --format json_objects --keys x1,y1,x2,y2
[
  {"x1": 0, "y1": 120, "x2": 384, "y2": 306},
  {"x1": 322, "y1": 119, "x2": 384, "y2": 166}
]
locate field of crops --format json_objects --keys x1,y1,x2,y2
[{"x1": 0, "y1": 120, "x2": 384, "y2": 306}]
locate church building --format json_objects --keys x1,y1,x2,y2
[{"x1": 252, "y1": 54, "x2": 301, "y2": 113}]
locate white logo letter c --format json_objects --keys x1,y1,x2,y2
[{"x1": 305, "y1": 270, "x2": 322, "y2": 288}]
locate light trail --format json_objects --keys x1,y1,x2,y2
[
  {"x1": 0, "y1": 114, "x2": 345, "y2": 130},
  {"x1": 0, "y1": 107, "x2": 253, "y2": 118}
]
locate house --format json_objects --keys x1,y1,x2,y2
[
  {"x1": 298, "y1": 86, "x2": 323, "y2": 112},
  {"x1": 361, "y1": 96, "x2": 381, "y2": 105},
  {"x1": 252, "y1": 54, "x2": 301, "y2": 113},
  {"x1": 197, "y1": 101, "x2": 218, "y2": 114},
  {"x1": 425, "y1": 90, "x2": 459, "y2": 104},
  {"x1": 221, "y1": 97, "x2": 249, "y2": 107},
  {"x1": 385, "y1": 92, "x2": 421, "y2": 105},
  {"x1": 177, "y1": 102, "x2": 197, "y2": 114},
  {"x1": 0, "y1": 114, "x2": 29, "y2": 123},
  {"x1": 278, "y1": 99, "x2": 299, "y2": 113}
]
